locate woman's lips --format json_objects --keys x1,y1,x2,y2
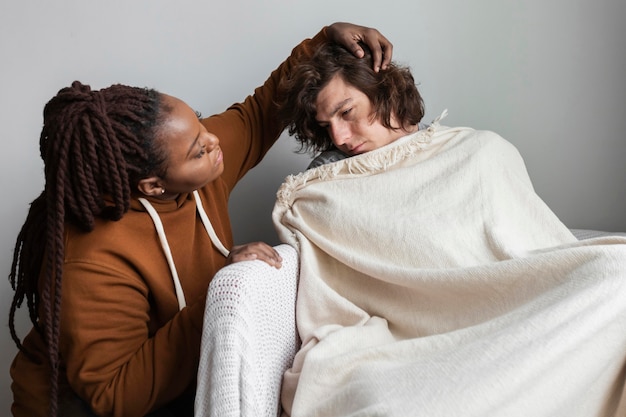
[{"x1": 214, "y1": 148, "x2": 223, "y2": 165}]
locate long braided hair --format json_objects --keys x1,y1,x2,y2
[{"x1": 8, "y1": 81, "x2": 169, "y2": 416}]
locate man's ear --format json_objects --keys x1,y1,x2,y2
[{"x1": 137, "y1": 177, "x2": 165, "y2": 197}]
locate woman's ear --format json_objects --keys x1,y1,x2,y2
[{"x1": 137, "y1": 177, "x2": 165, "y2": 197}]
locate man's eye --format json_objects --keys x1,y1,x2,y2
[{"x1": 342, "y1": 108, "x2": 352, "y2": 117}]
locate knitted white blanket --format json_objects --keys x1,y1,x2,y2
[{"x1": 272, "y1": 125, "x2": 626, "y2": 417}]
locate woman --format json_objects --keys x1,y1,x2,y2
[{"x1": 8, "y1": 22, "x2": 393, "y2": 417}]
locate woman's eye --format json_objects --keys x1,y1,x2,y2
[
  {"x1": 342, "y1": 108, "x2": 352, "y2": 117},
  {"x1": 195, "y1": 147, "x2": 206, "y2": 158}
]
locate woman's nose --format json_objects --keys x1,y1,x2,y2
[{"x1": 203, "y1": 131, "x2": 219, "y2": 150}]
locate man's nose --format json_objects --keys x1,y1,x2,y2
[{"x1": 330, "y1": 122, "x2": 350, "y2": 146}]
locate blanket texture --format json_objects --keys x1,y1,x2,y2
[{"x1": 272, "y1": 123, "x2": 626, "y2": 417}]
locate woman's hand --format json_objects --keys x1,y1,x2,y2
[
  {"x1": 227, "y1": 242, "x2": 283, "y2": 269},
  {"x1": 327, "y1": 22, "x2": 393, "y2": 72}
]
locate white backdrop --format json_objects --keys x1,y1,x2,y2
[{"x1": 1, "y1": 0, "x2": 624, "y2": 413}]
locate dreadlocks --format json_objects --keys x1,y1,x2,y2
[{"x1": 8, "y1": 81, "x2": 168, "y2": 416}]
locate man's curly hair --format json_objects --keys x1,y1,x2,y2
[{"x1": 276, "y1": 42, "x2": 425, "y2": 154}]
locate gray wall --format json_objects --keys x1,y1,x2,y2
[{"x1": 1, "y1": 0, "x2": 624, "y2": 412}]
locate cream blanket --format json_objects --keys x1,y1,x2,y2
[{"x1": 272, "y1": 123, "x2": 626, "y2": 417}]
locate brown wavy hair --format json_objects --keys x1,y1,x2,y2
[
  {"x1": 8, "y1": 81, "x2": 170, "y2": 416},
  {"x1": 276, "y1": 42, "x2": 425, "y2": 154}
]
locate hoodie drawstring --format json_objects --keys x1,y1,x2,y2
[
  {"x1": 192, "y1": 190, "x2": 230, "y2": 257},
  {"x1": 138, "y1": 190, "x2": 230, "y2": 311}
]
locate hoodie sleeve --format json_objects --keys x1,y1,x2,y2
[{"x1": 201, "y1": 27, "x2": 329, "y2": 192}]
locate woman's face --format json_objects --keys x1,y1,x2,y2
[
  {"x1": 157, "y1": 94, "x2": 224, "y2": 197},
  {"x1": 315, "y1": 75, "x2": 409, "y2": 156}
]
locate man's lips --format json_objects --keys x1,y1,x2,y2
[{"x1": 349, "y1": 143, "x2": 365, "y2": 154}]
